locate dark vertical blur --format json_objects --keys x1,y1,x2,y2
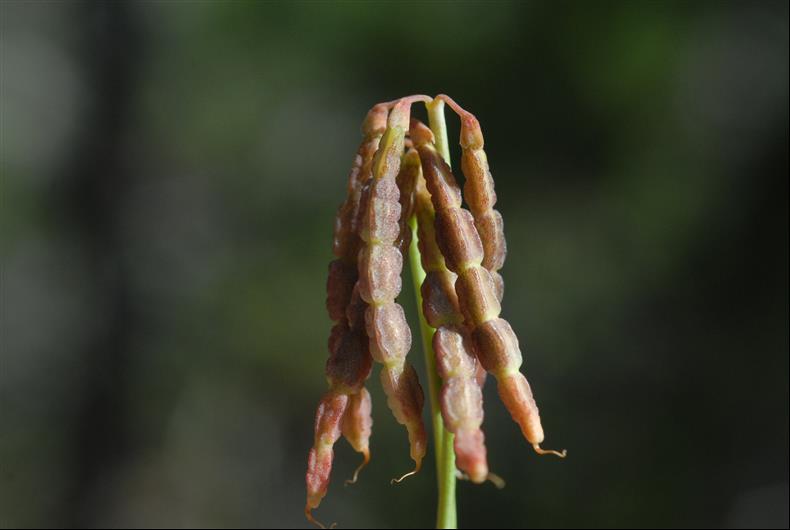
[
  {"x1": 2, "y1": 1, "x2": 787, "y2": 528},
  {"x1": 51, "y1": 3, "x2": 140, "y2": 526}
]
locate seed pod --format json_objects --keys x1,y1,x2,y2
[
  {"x1": 341, "y1": 387, "x2": 373, "y2": 485},
  {"x1": 412, "y1": 119, "x2": 563, "y2": 459},
  {"x1": 413, "y1": 156, "x2": 489, "y2": 483},
  {"x1": 305, "y1": 392, "x2": 349, "y2": 526},
  {"x1": 434, "y1": 326, "x2": 487, "y2": 483},
  {"x1": 358, "y1": 98, "x2": 427, "y2": 478},
  {"x1": 306, "y1": 105, "x2": 385, "y2": 527},
  {"x1": 438, "y1": 94, "x2": 507, "y2": 283},
  {"x1": 325, "y1": 322, "x2": 372, "y2": 392},
  {"x1": 332, "y1": 104, "x2": 389, "y2": 261},
  {"x1": 326, "y1": 260, "x2": 356, "y2": 323}
]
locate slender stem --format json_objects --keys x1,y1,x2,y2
[
  {"x1": 427, "y1": 98, "x2": 457, "y2": 530},
  {"x1": 407, "y1": 98, "x2": 457, "y2": 529},
  {"x1": 408, "y1": 218, "x2": 443, "y2": 476},
  {"x1": 427, "y1": 99, "x2": 451, "y2": 163}
]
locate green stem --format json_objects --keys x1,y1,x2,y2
[
  {"x1": 407, "y1": 217, "x2": 443, "y2": 478},
  {"x1": 408, "y1": 98, "x2": 457, "y2": 529},
  {"x1": 427, "y1": 99, "x2": 451, "y2": 163}
]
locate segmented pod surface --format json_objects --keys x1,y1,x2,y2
[
  {"x1": 305, "y1": 105, "x2": 386, "y2": 526},
  {"x1": 358, "y1": 99, "x2": 426, "y2": 474},
  {"x1": 412, "y1": 122, "x2": 489, "y2": 483},
  {"x1": 306, "y1": 95, "x2": 563, "y2": 528},
  {"x1": 439, "y1": 95, "x2": 507, "y2": 294},
  {"x1": 412, "y1": 120, "x2": 559, "y2": 456}
]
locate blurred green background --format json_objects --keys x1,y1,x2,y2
[{"x1": 2, "y1": 1, "x2": 788, "y2": 528}]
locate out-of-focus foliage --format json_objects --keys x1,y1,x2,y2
[{"x1": 2, "y1": 1, "x2": 787, "y2": 528}]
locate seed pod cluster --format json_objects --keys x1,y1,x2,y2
[
  {"x1": 411, "y1": 117, "x2": 565, "y2": 458},
  {"x1": 358, "y1": 100, "x2": 427, "y2": 478},
  {"x1": 305, "y1": 104, "x2": 386, "y2": 527},
  {"x1": 413, "y1": 151, "x2": 489, "y2": 484},
  {"x1": 306, "y1": 95, "x2": 563, "y2": 528}
]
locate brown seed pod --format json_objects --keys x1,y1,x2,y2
[
  {"x1": 358, "y1": 98, "x2": 427, "y2": 480},
  {"x1": 306, "y1": 104, "x2": 386, "y2": 528},
  {"x1": 305, "y1": 392, "x2": 349, "y2": 527},
  {"x1": 434, "y1": 326, "x2": 487, "y2": 481},
  {"x1": 413, "y1": 149, "x2": 490, "y2": 484},
  {"x1": 411, "y1": 118, "x2": 564, "y2": 459},
  {"x1": 438, "y1": 94, "x2": 507, "y2": 281},
  {"x1": 341, "y1": 387, "x2": 373, "y2": 486},
  {"x1": 332, "y1": 104, "x2": 389, "y2": 262}
]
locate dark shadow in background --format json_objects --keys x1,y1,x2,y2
[{"x1": 51, "y1": 3, "x2": 140, "y2": 526}]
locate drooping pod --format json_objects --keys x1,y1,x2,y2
[
  {"x1": 340, "y1": 284, "x2": 375, "y2": 485},
  {"x1": 306, "y1": 321, "x2": 372, "y2": 528},
  {"x1": 437, "y1": 94, "x2": 506, "y2": 301},
  {"x1": 358, "y1": 98, "x2": 428, "y2": 479},
  {"x1": 306, "y1": 392, "x2": 349, "y2": 528},
  {"x1": 410, "y1": 142, "x2": 489, "y2": 484},
  {"x1": 306, "y1": 104, "x2": 387, "y2": 528},
  {"x1": 410, "y1": 118, "x2": 564, "y2": 459}
]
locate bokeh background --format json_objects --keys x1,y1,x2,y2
[{"x1": 2, "y1": 1, "x2": 788, "y2": 528}]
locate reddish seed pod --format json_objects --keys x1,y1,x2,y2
[
  {"x1": 414, "y1": 133, "x2": 462, "y2": 211},
  {"x1": 305, "y1": 392, "x2": 349, "y2": 525},
  {"x1": 359, "y1": 177, "x2": 401, "y2": 244},
  {"x1": 438, "y1": 94, "x2": 508, "y2": 276},
  {"x1": 408, "y1": 117, "x2": 434, "y2": 147},
  {"x1": 341, "y1": 388, "x2": 373, "y2": 485},
  {"x1": 365, "y1": 302, "x2": 412, "y2": 366},
  {"x1": 380, "y1": 363, "x2": 427, "y2": 468},
  {"x1": 433, "y1": 208, "x2": 484, "y2": 273},
  {"x1": 357, "y1": 245, "x2": 403, "y2": 305},
  {"x1": 415, "y1": 174, "x2": 464, "y2": 328},
  {"x1": 332, "y1": 106, "x2": 386, "y2": 260},
  {"x1": 412, "y1": 154, "x2": 491, "y2": 483},
  {"x1": 472, "y1": 317, "x2": 522, "y2": 374},
  {"x1": 325, "y1": 325, "x2": 372, "y2": 392},
  {"x1": 474, "y1": 209, "x2": 506, "y2": 272},
  {"x1": 415, "y1": 195, "x2": 446, "y2": 273},
  {"x1": 343, "y1": 388, "x2": 373, "y2": 452},
  {"x1": 414, "y1": 178, "x2": 463, "y2": 334},
  {"x1": 433, "y1": 326, "x2": 488, "y2": 484},
  {"x1": 326, "y1": 260, "x2": 356, "y2": 322},
  {"x1": 358, "y1": 98, "x2": 427, "y2": 478},
  {"x1": 497, "y1": 373, "x2": 544, "y2": 446},
  {"x1": 420, "y1": 271, "x2": 462, "y2": 329},
  {"x1": 461, "y1": 149, "x2": 496, "y2": 214},
  {"x1": 458, "y1": 113, "x2": 484, "y2": 151},
  {"x1": 455, "y1": 267, "x2": 501, "y2": 326},
  {"x1": 413, "y1": 109, "x2": 563, "y2": 459},
  {"x1": 433, "y1": 325, "x2": 478, "y2": 381},
  {"x1": 454, "y1": 428, "x2": 488, "y2": 484},
  {"x1": 306, "y1": 104, "x2": 385, "y2": 526}
]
